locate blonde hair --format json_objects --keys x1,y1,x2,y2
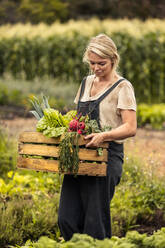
[{"x1": 83, "y1": 34, "x2": 120, "y2": 71}]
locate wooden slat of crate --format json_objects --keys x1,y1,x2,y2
[
  {"x1": 17, "y1": 131, "x2": 109, "y2": 176},
  {"x1": 19, "y1": 131, "x2": 109, "y2": 148},
  {"x1": 19, "y1": 131, "x2": 61, "y2": 144},
  {"x1": 17, "y1": 156, "x2": 107, "y2": 176},
  {"x1": 18, "y1": 143, "x2": 108, "y2": 162}
]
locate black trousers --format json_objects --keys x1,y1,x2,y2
[{"x1": 58, "y1": 142, "x2": 123, "y2": 241}]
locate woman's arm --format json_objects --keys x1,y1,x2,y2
[{"x1": 85, "y1": 109, "x2": 137, "y2": 147}]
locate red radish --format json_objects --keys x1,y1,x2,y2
[
  {"x1": 78, "y1": 122, "x2": 85, "y2": 130},
  {"x1": 77, "y1": 129, "x2": 82, "y2": 134},
  {"x1": 69, "y1": 119, "x2": 78, "y2": 131}
]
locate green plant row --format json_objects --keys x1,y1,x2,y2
[
  {"x1": 0, "y1": 194, "x2": 60, "y2": 247},
  {"x1": 0, "y1": 126, "x2": 17, "y2": 179},
  {"x1": 0, "y1": 35, "x2": 88, "y2": 81},
  {"x1": 0, "y1": 82, "x2": 25, "y2": 107},
  {"x1": 0, "y1": 79, "x2": 79, "y2": 114},
  {"x1": 1, "y1": 153, "x2": 165, "y2": 246},
  {"x1": 137, "y1": 103, "x2": 165, "y2": 129},
  {"x1": 1, "y1": 76, "x2": 165, "y2": 129},
  {"x1": 10, "y1": 228, "x2": 165, "y2": 248},
  {"x1": 0, "y1": 170, "x2": 62, "y2": 247},
  {"x1": 1, "y1": 19, "x2": 165, "y2": 39},
  {"x1": 111, "y1": 155, "x2": 165, "y2": 236},
  {"x1": 0, "y1": 31, "x2": 165, "y2": 103}
]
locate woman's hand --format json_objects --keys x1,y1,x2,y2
[
  {"x1": 84, "y1": 110, "x2": 136, "y2": 147},
  {"x1": 84, "y1": 109, "x2": 136, "y2": 147},
  {"x1": 84, "y1": 133, "x2": 105, "y2": 148}
]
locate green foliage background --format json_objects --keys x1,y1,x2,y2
[
  {"x1": 0, "y1": 0, "x2": 165, "y2": 24},
  {"x1": 0, "y1": 31, "x2": 165, "y2": 104},
  {"x1": 0, "y1": 18, "x2": 165, "y2": 246},
  {"x1": 0, "y1": 126, "x2": 165, "y2": 247},
  {"x1": 10, "y1": 229, "x2": 165, "y2": 248}
]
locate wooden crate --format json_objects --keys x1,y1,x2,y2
[{"x1": 17, "y1": 131, "x2": 109, "y2": 176}]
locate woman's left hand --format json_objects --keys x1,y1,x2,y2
[{"x1": 84, "y1": 133, "x2": 105, "y2": 147}]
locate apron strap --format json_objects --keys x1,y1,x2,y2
[
  {"x1": 78, "y1": 77, "x2": 87, "y2": 102},
  {"x1": 77, "y1": 77, "x2": 125, "y2": 114},
  {"x1": 87, "y1": 78, "x2": 125, "y2": 115},
  {"x1": 77, "y1": 77, "x2": 87, "y2": 111},
  {"x1": 96, "y1": 78, "x2": 125, "y2": 103}
]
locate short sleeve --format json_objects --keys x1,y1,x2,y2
[{"x1": 117, "y1": 83, "x2": 136, "y2": 111}]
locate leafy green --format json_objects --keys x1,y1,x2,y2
[
  {"x1": 85, "y1": 119, "x2": 101, "y2": 134},
  {"x1": 35, "y1": 106, "x2": 77, "y2": 137},
  {"x1": 43, "y1": 108, "x2": 62, "y2": 127},
  {"x1": 102, "y1": 125, "x2": 112, "y2": 132},
  {"x1": 84, "y1": 119, "x2": 112, "y2": 134},
  {"x1": 63, "y1": 110, "x2": 77, "y2": 121},
  {"x1": 97, "y1": 147, "x2": 103, "y2": 156},
  {"x1": 43, "y1": 127, "x2": 67, "y2": 138},
  {"x1": 10, "y1": 228, "x2": 165, "y2": 248},
  {"x1": 36, "y1": 116, "x2": 48, "y2": 132}
]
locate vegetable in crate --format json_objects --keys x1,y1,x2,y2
[
  {"x1": 29, "y1": 94, "x2": 81, "y2": 174},
  {"x1": 29, "y1": 94, "x2": 111, "y2": 137},
  {"x1": 29, "y1": 93, "x2": 50, "y2": 120},
  {"x1": 59, "y1": 132, "x2": 79, "y2": 174},
  {"x1": 29, "y1": 94, "x2": 111, "y2": 174},
  {"x1": 29, "y1": 94, "x2": 77, "y2": 137}
]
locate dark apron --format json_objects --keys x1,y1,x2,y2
[{"x1": 58, "y1": 77, "x2": 124, "y2": 241}]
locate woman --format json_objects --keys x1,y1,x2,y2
[{"x1": 58, "y1": 34, "x2": 137, "y2": 241}]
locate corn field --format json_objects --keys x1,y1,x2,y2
[{"x1": 0, "y1": 19, "x2": 165, "y2": 103}]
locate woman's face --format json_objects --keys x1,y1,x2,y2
[{"x1": 88, "y1": 52, "x2": 113, "y2": 78}]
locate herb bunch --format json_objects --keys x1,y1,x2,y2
[
  {"x1": 30, "y1": 95, "x2": 111, "y2": 175},
  {"x1": 59, "y1": 132, "x2": 79, "y2": 174}
]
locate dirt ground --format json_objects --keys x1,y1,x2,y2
[
  {"x1": 125, "y1": 128, "x2": 165, "y2": 177},
  {"x1": 1, "y1": 117, "x2": 165, "y2": 177}
]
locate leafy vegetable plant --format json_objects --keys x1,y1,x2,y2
[{"x1": 29, "y1": 95, "x2": 111, "y2": 174}]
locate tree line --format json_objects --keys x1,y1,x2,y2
[{"x1": 0, "y1": 0, "x2": 165, "y2": 25}]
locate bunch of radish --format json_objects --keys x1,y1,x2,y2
[{"x1": 68, "y1": 115, "x2": 86, "y2": 134}]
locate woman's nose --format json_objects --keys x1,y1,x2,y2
[{"x1": 93, "y1": 63, "x2": 100, "y2": 71}]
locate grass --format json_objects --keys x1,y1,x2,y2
[
  {"x1": 0, "y1": 125, "x2": 17, "y2": 179},
  {"x1": 0, "y1": 75, "x2": 79, "y2": 112},
  {"x1": 111, "y1": 153, "x2": 165, "y2": 237}
]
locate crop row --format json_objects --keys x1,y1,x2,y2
[
  {"x1": 10, "y1": 228, "x2": 165, "y2": 248},
  {"x1": 0, "y1": 31, "x2": 165, "y2": 103},
  {"x1": 137, "y1": 104, "x2": 165, "y2": 129},
  {"x1": 0, "y1": 78, "x2": 165, "y2": 129},
  {"x1": 1, "y1": 19, "x2": 165, "y2": 39}
]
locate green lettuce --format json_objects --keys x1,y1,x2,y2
[{"x1": 43, "y1": 127, "x2": 67, "y2": 138}]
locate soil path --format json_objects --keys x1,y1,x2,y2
[{"x1": 1, "y1": 117, "x2": 165, "y2": 177}]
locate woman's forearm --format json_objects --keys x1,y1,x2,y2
[
  {"x1": 102, "y1": 122, "x2": 136, "y2": 142},
  {"x1": 85, "y1": 110, "x2": 137, "y2": 147}
]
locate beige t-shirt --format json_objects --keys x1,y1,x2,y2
[{"x1": 74, "y1": 75, "x2": 136, "y2": 143}]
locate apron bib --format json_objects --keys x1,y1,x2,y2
[
  {"x1": 58, "y1": 77, "x2": 125, "y2": 240},
  {"x1": 77, "y1": 77, "x2": 124, "y2": 180}
]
